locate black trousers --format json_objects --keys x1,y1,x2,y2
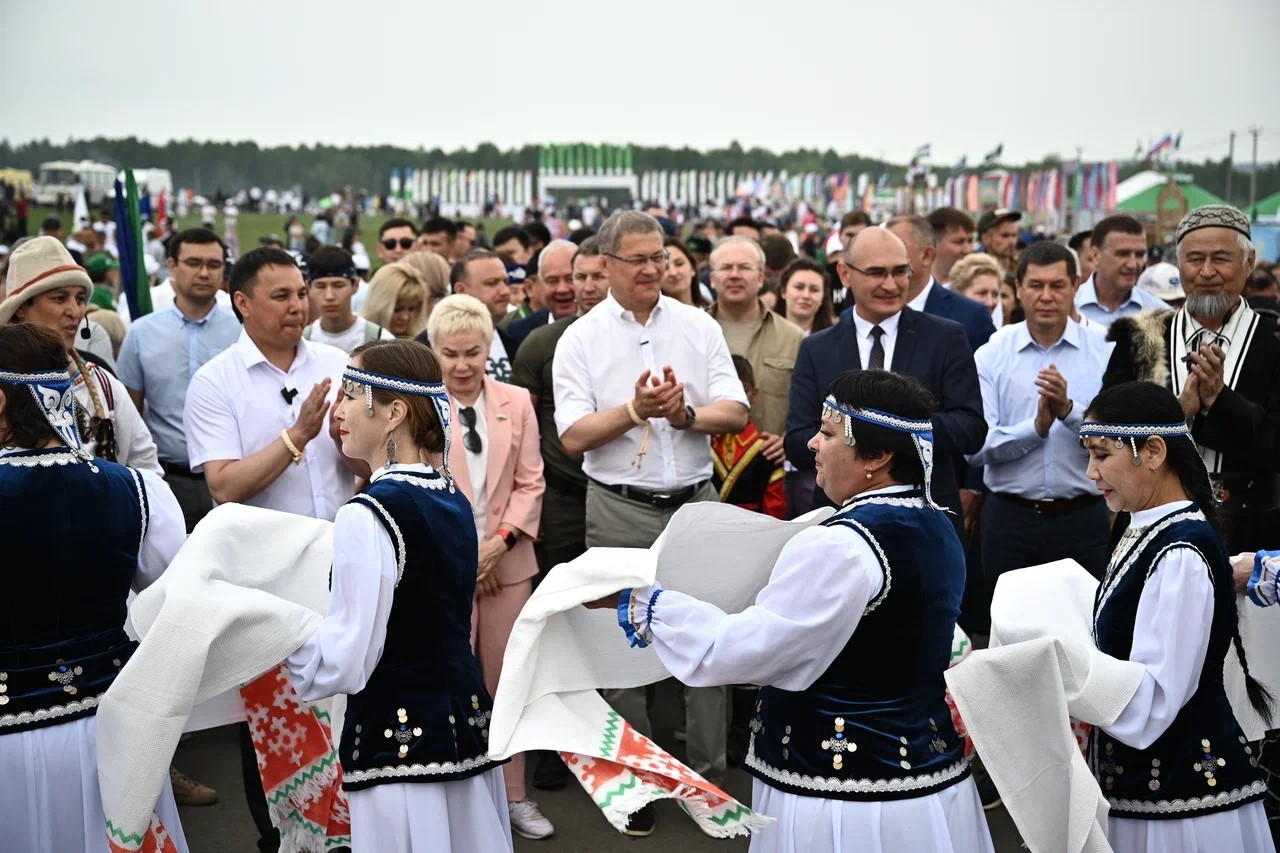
[
  {"x1": 533, "y1": 480, "x2": 587, "y2": 583},
  {"x1": 239, "y1": 723, "x2": 280, "y2": 853},
  {"x1": 981, "y1": 493, "x2": 1111, "y2": 581}
]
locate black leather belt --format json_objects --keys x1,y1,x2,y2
[
  {"x1": 991, "y1": 492, "x2": 1103, "y2": 516},
  {"x1": 544, "y1": 468, "x2": 587, "y2": 502},
  {"x1": 1212, "y1": 474, "x2": 1280, "y2": 512},
  {"x1": 161, "y1": 460, "x2": 204, "y2": 479},
  {"x1": 590, "y1": 478, "x2": 709, "y2": 510}
]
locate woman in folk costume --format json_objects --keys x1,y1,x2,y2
[
  {"x1": 1080, "y1": 381, "x2": 1274, "y2": 852},
  {"x1": 285, "y1": 339, "x2": 513, "y2": 852},
  {"x1": 594, "y1": 369, "x2": 995, "y2": 853},
  {"x1": 0, "y1": 325, "x2": 189, "y2": 853},
  {"x1": 0, "y1": 236, "x2": 159, "y2": 473}
]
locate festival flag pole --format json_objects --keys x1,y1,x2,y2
[{"x1": 114, "y1": 168, "x2": 153, "y2": 320}]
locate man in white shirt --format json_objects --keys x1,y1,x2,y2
[
  {"x1": 553, "y1": 211, "x2": 748, "y2": 836},
  {"x1": 182, "y1": 246, "x2": 358, "y2": 852},
  {"x1": 1074, "y1": 214, "x2": 1166, "y2": 328},
  {"x1": 300, "y1": 245, "x2": 391, "y2": 353},
  {"x1": 184, "y1": 247, "x2": 356, "y2": 521}
]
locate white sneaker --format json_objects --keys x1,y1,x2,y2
[{"x1": 509, "y1": 799, "x2": 555, "y2": 840}]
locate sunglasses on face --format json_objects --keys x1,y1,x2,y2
[
  {"x1": 381, "y1": 237, "x2": 415, "y2": 251},
  {"x1": 458, "y1": 406, "x2": 482, "y2": 453}
]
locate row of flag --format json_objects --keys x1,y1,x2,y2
[{"x1": 936, "y1": 163, "x2": 1119, "y2": 214}]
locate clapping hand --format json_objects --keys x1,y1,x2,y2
[
  {"x1": 1187, "y1": 344, "x2": 1226, "y2": 410},
  {"x1": 632, "y1": 367, "x2": 683, "y2": 421},
  {"x1": 289, "y1": 379, "x2": 332, "y2": 448}
]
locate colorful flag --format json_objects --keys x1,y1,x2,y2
[
  {"x1": 114, "y1": 170, "x2": 152, "y2": 320},
  {"x1": 1146, "y1": 133, "x2": 1174, "y2": 160},
  {"x1": 980, "y1": 144, "x2": 1003, "y2": 166},
  {"x1": 912, "y1": 143, "x2": 932, "y2": 160}
]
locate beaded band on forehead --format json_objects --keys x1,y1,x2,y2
[
  {"x1": 822, "y1": 396, "x2": 944, "y2": 511},
  {"x1": 1079, "y1": 420, "x2": 1196, "y2": 467},
  {"x1": 343, "y1": 365, "x2": 454, "y2": 491},
  {"x1": 0, "y1": 367, "x2": 93, "y2": 465}
]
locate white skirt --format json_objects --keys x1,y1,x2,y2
[
  {"x1": 1, "y1": 714, "x2": 188, "y2": 853},
  {"x1": 749, "y1": 776, "x2": 995, "y2": 853},
  {"x1": 1108, "y1": 801, "x2": 1275, "y2": 853},
  {"x1": 348, "y1": 766, "x2": 513, "y2": 853}
]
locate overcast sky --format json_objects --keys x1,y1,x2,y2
[{"x1": 7, "y1": 0, "x2": 1280, "y2": 164}]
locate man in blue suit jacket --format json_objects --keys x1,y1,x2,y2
[
  {"x1": 788, "y1": 228, "x2": 987, "y2": 536},
  {"x1": 889, "y1": 214, "x2": 995, "y2": 352}
]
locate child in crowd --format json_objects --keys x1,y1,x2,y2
[
  {"x1": 711, "y1": 356, "x2": 786, "y2": 519},
  {"x1": 302, "y1": 245, "x2": 392, "y2": 354}
]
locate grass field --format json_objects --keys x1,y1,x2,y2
[{"x1": 22, "y1": 206, "x2": 513, "y2": 259}]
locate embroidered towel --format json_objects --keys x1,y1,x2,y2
[
  {"x1": 98, "y1": 504, "x2": 341, "y2": 852},
  {"x1": 945, "y1": 560, "x2": 1147, "y2": 853}
]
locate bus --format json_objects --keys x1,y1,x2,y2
[{"x1": 33, "y1": 160, "x2": 117, "y2": 207}]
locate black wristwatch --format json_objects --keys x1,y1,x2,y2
[
  {"x1": 671, "y1": 405, "x2": 697, "y2": 431},
  {"x1": 502, "y1": 530, "x2": 518, "y2": 550}
]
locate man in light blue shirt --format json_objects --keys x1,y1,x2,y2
[
  {"x1": 969, "y1": 240, "x2": 1115, "y2": 580},
  {"x1": 1074, "y1": 214, "x2": 1167, "y2": 328},
  {"x1": 116, "y1": 228, "x2": 242, "y2": 530}
]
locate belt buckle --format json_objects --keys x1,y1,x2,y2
[{"x1": 652, "y1": 492, "x2": 674, "y2": 505}]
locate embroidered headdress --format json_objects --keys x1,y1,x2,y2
[
  {"x1": 341, "y1": 365, "x2": 454, "y2": 489},
  {"x1": 822, "y1": 395, "x2": 942, "y2": 510}
]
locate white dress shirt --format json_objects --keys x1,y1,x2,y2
[
  {"x1": 458, "y1": 390, "x2": 490, "y2": 540},
  {"x1": 907, "y1": 279, "x2": 935, "y2": 313},
  {"x1": 184, "y1": 330, "x2": 354, "y2": 520},
  {"x1": 850, "y1": 308, "x2": 902, "y2": 371},
  {"x1": 553, "y1": 293, "x2": 748, "y2": 491}
]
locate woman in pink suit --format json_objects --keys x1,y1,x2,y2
[{"x1": 428, "y1": 294, "x2": 553, "y2": 841}]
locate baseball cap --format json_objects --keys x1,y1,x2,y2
[
  {"x1": 976, "y1": 209, "x2": 1022, "y2": 235},
  {"x1": 1137, "y1": 262, "x2": 1184, "y2": 303},
  {"x1": 85, "y1": 252, "x2": 120, "y2": 276},
  {"x1": 506, "y1": 262, "x2": 529, "y2": 285}
]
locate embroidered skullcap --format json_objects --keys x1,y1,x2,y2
[{"x1": 1175, "y1": 205, "x2": 1252, "y2": 245}]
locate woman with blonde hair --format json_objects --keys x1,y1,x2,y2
[
  {"x1": 427, "y1": 293, "x2": 553, "y2": 840},
  {"x1": 359, "y1": 261, "x2": 429, "y2": 338},
  {"x1": 948, "y1": 252, "x2": 1005, "y2": 328},
  {"x1": 398, "y1": 250, "x2": 451, "y2": 322}
]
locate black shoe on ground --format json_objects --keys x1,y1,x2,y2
[
  {"x1": 532, "y1": 750, "x2": 571, "y2": 791},
  {"x1": 624, "y1": 803, "x2": 656, "y2": 837}
]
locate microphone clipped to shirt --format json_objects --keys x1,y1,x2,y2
[{"x1": 281, "y1": 387, "x2": 299, "y2": 404}]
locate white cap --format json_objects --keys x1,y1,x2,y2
[
  {"x1": 824, "y1": 230, "x2": 844, "y2": 255},
  {"x1": 1137, "y1": 262, "x2": 1184, "y2": 302},
  {"x1": 142, "y1": 254, "x2": 160, "y2": 277}
]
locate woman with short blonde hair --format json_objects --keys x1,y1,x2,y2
[
  {"x1": 398, "y1": 251, "x2": 451, "y2": 321},
  {"x1": 426, "y1": 293, "x2": 494, "y2": 343},
  {"x1": 359, "y1": 262, "x2": 429, "y2": 338},
  {"x1": 948, "y1": 252, "x2": 1005, "y2": 326}
]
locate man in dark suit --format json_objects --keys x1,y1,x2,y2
[
  {"x1": 507, "y1": 240, "x2": 578, "y2": 351},
  {"x1": 888, "y1": 214, "x2": 995, "y2": 352},
  {"x1": 787, "y1": 227, "x2": 987, "y2": 537}
]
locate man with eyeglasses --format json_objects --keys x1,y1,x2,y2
[
  {"x1": 1104, "y1": 205, "x2": 1280, "y2": 554},
  {"x1": 375, "y1": 217, "x2": 418, "y2": 267},
  {"x1": 707, "y1": 235, "x2": 802, "y2": 462},
  {"x1": 553, "y1": 211, "x2": 749, "y2": 836},
  {"x1": 785, "y1": 227, "x2": 986, "y2": 538},
  {"x1": 117, "y1": 228, "x2": 241, "y2": 530}
]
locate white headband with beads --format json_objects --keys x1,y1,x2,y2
[
  {"x1": 1079, "y1": 420, "x2": 1195, "y2": 466},
  {"x1": 822, "y1": 396, "x2": 943, "y2": 511},
  {"x1": 0, "y1": 368, "x2": 95, "y2": 466},
  {"x1": 342, "y1": 365, "x2": 454, "y2": 491}
]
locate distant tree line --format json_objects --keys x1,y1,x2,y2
[{"x1": 1, "y1": 137, "x2": 1275, "y2": 206}]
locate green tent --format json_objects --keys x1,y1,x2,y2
[
  {"x1": 1248, "y1": 190, "x2": 1280, "y2": 220},
  {"x1": 1116, "y1": 180, "x2": 1226, "y2": 213}
]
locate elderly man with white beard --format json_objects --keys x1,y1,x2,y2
[{"x1": 1103, "y1": 205, "x2": 1280, "y2": 554}]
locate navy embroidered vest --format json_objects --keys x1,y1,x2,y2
[
  {"x1": 337, "y1": 469, "x2": 504, "y2": 790},
  {"x1": 1092, "y1": 503, "x2": 1265, "y2": 818},
  {"x1": 0, "y1": 448, "x2": 148, "y2": 733},
  {"x1": 745, "y1": 489, "x2": 970, "y2": 800}
]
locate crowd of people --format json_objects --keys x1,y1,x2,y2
[{"x1": 1, "y1": 193, "x2": 1278, "y2": 853}]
